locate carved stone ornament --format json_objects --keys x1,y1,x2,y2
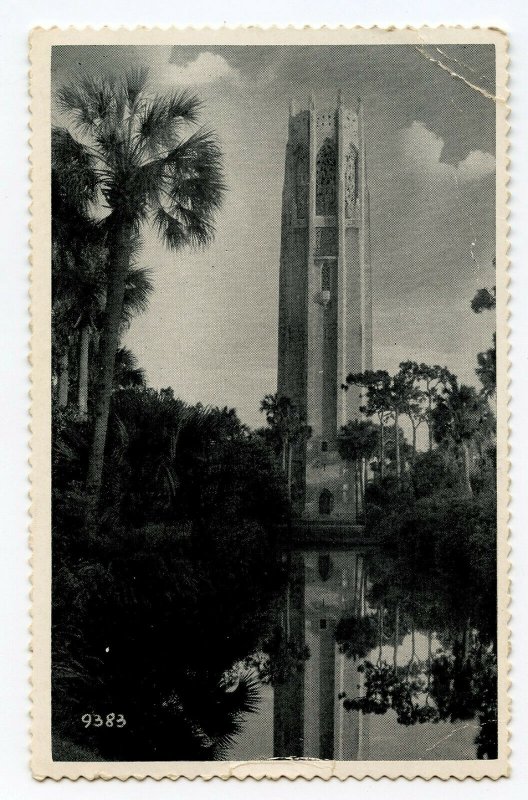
[
  {"x1": 316, "y1": 137, "x2": 337, "y2": 215},
  {"x1": 345, "y1": 143, "x2": 359, "y2": 217}
]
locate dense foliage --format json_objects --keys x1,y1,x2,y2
[
  {"x1": 52, "y1": 391, "x2": 288, "y2": 759},
  {"x1": 340, "y1": 421, "x2": 498, "y2": 757},
  {"x1": 54, "y1": 68, "x2": 225, "y2": 528}
]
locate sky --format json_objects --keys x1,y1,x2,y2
[{"x1": 51, "y1": 44, "x2": 497, "y2": 428}]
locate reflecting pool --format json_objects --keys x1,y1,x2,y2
[{"x1": 227, "y1": 545, "x2": 497, "y2": 761}]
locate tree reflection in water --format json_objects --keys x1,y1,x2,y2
[
  {"x1": 340, "y1": 599, "x2": 497, "y2": 759},
  {"x1": 339, "y1": 480, "x2": 498, "y2": 760},
  {"x1": 266, "y1": 541, "x2": 497, "y2": 761}
]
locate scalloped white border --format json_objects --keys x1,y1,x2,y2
[{"x1": 29, "y1": 24, "x2": 511, "y2": 781}]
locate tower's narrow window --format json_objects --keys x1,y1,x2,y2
[
  {"x1": 319, "y1": 489, "x2": 334, "y2": 515},
  {"x1": 316, "y1": 137, "x2": 337, "y2": 215},
  {"x1": 321, "y1": 261, "x2": 331, "y2": 292},
  {"x1": 318, "y1": 553, "x2": 332, "y2": 580},
  {"x1": 321, "y1": 440, "x2": 328, "y2": 452}
]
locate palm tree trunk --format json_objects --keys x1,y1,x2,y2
[
  {"x1": 378, "y1": 604, "x2": 384, "y2": 665},
  {"x1": 287, "y1": 440, "x2": 293, "y2": 501},
  {"x1": 379, "y1": 418, "x2": 385, "y2": 479},
  {"x1": 393, "y1": 603, "x2": 399, "y2": 671},
  {"x1": 353, "y1": 555, "x2": 360, "y2": 615},
  {"x1": 359, "y1": 459, "x2": 365, "y2": 517},
  {"x1": 58, "y1": 350, "x2": 69, "y2": 408},
  {"x1": 428, "y1": 394, "x2": 433, "y2": 452},
  {"x1": 411, "y1": 421, "x2": 417, "y2": 466},
  {"x1": 354, "y1": 461, "x2": 359, "y2": 521},
  {"x1": 427, "y1": 629, "x2": 432, "y2": 692},
  {"x1": 395, "y1": 408, "x2": 400, "y2": 478},
  {"x1": 78, "y1": 325, "x2": 91, "y2": 420},
  {"x1": 362, "y1": 568, "x2": 367, "y2": 617},
  {"x1": 462, "y1": 617, "x2": 471, "y2": 663},
  {"x1": 461, "y1": 441, "x2": 472, "y2": 495},
  {"x1": 85, "y1": 225, "x2": 133, "y2": 534}
]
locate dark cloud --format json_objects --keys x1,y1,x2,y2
[{"x1": 170, "y1": 44, "x2": 496, "y2": 163}]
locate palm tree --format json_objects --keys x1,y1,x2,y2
[
  {"x1": 56, "y1": 69, "x2": 225, "y2": 531},
  {"x1": 414, "y1": 363, "x2": 455, "y2": 452},
  {"x1": 52, "y1": 127, "x2": 103, "y2": 410},
  {"x1": 52, "y1": 129, "x2": 155, "y2": 418},
  {"x1": 432, "y1": 382, "x2": 491, "y2": 495},
  {"x1": 113, "y1": 347, "x2": 146, "y2": 389},
  {"x1": 260, "y1": 394, "x2": 306, "y2": 500},
  {"x1": 337, "y1": 419, "x2": 379, "y2": 517},
  {"x1": 345, "y1": 370, "x2": 392, "y2": 479},
  {"x1": 80, "y1": 265, "x2": 153, "y2": 417},
  {"x1": 76, "y1": 264, "x2": 153, "y2": 417},
  {"x1": 389, "y1": 371, "x2": 415, "y2": 479},
  {"x1": 472, "y1": 281, "x2": 497, "y2": 399},
  {"x1": 260, "y1": 393, "x2": 291, "y2": 472}
]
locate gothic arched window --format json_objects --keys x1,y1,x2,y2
[
  {"x1": 316, "y1": 138, "x2": 337, "y2": 215},
  {"x1": 345, "y1": 143, "x2": 359, "y2": 217},
  {"x1": 318, "y1": 554, "x2": 333, "y2": 581},
  {"x1": 319, "y1": 489, "x2": 334, "y2": 515}
]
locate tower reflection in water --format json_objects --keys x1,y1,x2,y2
[{"x1": 274, "y1": 548, "x2": 370, "y2": 760}]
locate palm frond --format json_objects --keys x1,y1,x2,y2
[
  {"x1": 138, "y1": 89, "x2": 201, "y2": 157},
  {"x1": 113, "y1": 347, "x2": 147, "y2": 389},
  {"x1": 164, "y1": 127, "x2": 224, "y2": 189},
  {"x1": 153, "y1": 204, "x2": 216, "y2": 250},
  {"x1": 206, "y1": 670, "x2": 262, "y2": 756},
  {"x1": 147, "y1": 128, "x2": 225, "y2": 250},
  {"x1": 57, "y1": 75, "x2": 117, "y2": 137},
  {"x1": 124, "y1": 66, "x2": 150, "y2": 109},
  {"x1": 56, "y1": 84, "x2": 97, "y2": 133},
  {"x1": 164, "y1": 128, "x2": 225, "y2": 208},
  {"x1": 122, "y1": 266, "x2": 154, "y2": 319},
  {"x1": 52, "y1": 127, "x2": 99, "y2": 216},
  {"x1": 155, "y1": 460, "x2": 179, "y2": 502},
  {"x1": 152, "y1": 205, "x2": 186, "y2": 250},
  {"x1": 218, "y1": 670, "x2": 262, "y2": 716}
]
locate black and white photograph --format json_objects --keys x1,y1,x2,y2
[{"x1": 28, "y1": 27, "x2": 509, "y2": 779}]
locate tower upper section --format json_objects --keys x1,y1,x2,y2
[{"x1": 282, "y1": 98, "x2": 364, "y2": 234}]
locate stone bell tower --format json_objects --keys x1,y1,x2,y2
[{"x1": 277, "y1": 94, "x2": 373, "y2": 532}]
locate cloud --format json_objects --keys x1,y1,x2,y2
[
  {"x1": 399, "y1": 121, "x2": 445, "y2": 173},
  {"x1": 456, "y1": 149, "x2": 496, "y2": 183},
  {"x1": 399, "y1": 121, "x2": 495, "y2": 183},
  {"x1": 161, "y1": 52, "x2": 240, "y2": 86},
  {"x1": 369, "y1": 118, "x2": 495, "y2": 379}
]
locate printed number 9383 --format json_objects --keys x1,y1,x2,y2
[{"x1": 81, "y1": 713, "x2": 126, "y2": 728}]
